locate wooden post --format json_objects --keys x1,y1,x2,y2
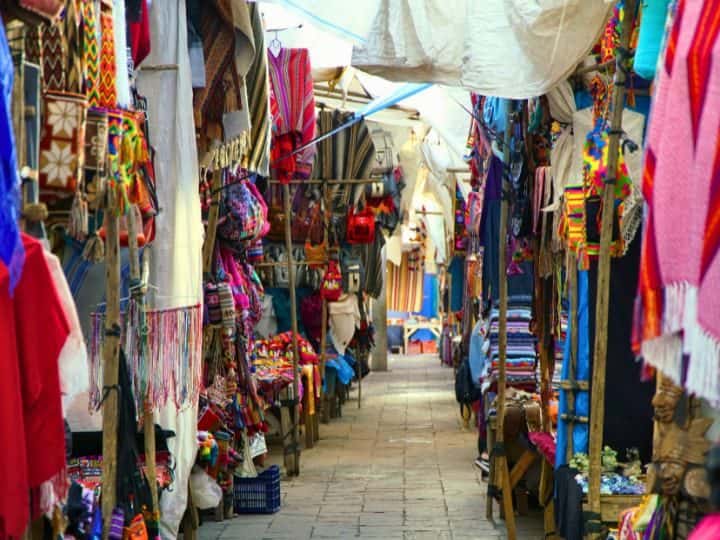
[
  {"x1": 101, "y1": 197, "x2": 121, "y2": 537},
  {"x1": 587, "y1": 2, "x2": 636, "y2": 537},
  {"x1": 202, "y1": 168, "x2": 223, "y2": 273},
  {"x1": 491, "y1": 106, "x2": 517, "y2": 540},
  {"x1": 283, "y1": 182, "x2": 301, "y2": 476},
  {"x1": 126, "y1": 208, "x2": 159, "y2": 519},
  {"x1": 320, "y1": 182, "x2": 330, "y2": 424}
]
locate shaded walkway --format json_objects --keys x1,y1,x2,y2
[{"x1": 199, "y1": 355, "x2": 543, "y2": 539}]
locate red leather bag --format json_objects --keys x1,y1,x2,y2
[
  {"x1": 346, "y1": 206, "x2": 375, "y2": 244},
  {"x1": 320, "y1": 261, "x2": 343, "y2": 302}
]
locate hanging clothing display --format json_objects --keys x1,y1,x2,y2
[
  {"x1": 136, "y1": 0, "x2": 203, "y2": 535},
  {"x1": 0, "y1": 235, "x2": 68, "y2": 539},
  {"x1": 268, "y1": 47, "x2": 316, "y2": 182},
  {"x1": 636, "y1": 0, "x2": 720, "y2": 404}
]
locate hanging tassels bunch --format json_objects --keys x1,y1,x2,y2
[{"x1": 69, "y1": 190, "x2": 89, "y2": 241}]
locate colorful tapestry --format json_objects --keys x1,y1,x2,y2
[{"x1": 387, "y1": 251, "x2": 424, "y2": 313}]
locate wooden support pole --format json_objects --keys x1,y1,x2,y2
[
  {"x1": 587, "y1": 2, "x2": 636, "y2": 537},
  {"x1": 101, "y1": 198, "x2": 121, "y2": 537},
  {"x1": 491, "y1": 106, "x2": 517, "y2": 540},
  {"x1": 126, "y1": 209, "x2": 159, "y2": 519},
  {"x1": 283, "y1": 182, "x2": 301, "y2": 476},
  {"x1": 202, "y1": 169, "x2": 223, "y2": 273},
  {"x1": 320, "y1": 182, "x2": 330, "y2": 424}
]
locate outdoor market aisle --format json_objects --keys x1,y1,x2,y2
[{"x1": 199, "y1": 354, "x2": 543, "y2": 539}]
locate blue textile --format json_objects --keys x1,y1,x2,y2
[
  {"x1": 468, "y1": 319, "x2": 485, "y2": 386},
  {"x1": 556, "y1": 270, "x2": 590, "y2": 468},
  {"x1": 448, "y1": 256, "x2": 465, "y2": 312},
  {"x1": 0, "y1": 18, "x2": 24, "y2": 293},
  {"x1": 483, "y1": 97, "x2": 508, "y2": 136},
  {"x1": 634, "y1": 0, "x2": 671, "y2": 80},
  {"x1": 325, "y1": 356, "x2": 354, "y2": 386},
  {"x1": 415, "y1": 273, "x2": 438, "y2": 318},
  {"x1": 387, "y1": 325, "x2": 403, "y2": 348}
]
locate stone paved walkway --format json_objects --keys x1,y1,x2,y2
[{"x1": 199, "y1": 355, "x2": 543, "y2": 539}]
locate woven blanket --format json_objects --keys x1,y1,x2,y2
[{"x1": 636, "y1": 0, "x2": 720, "y2": 404}]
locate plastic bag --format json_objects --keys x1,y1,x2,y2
[
  {"x1": 189, "y1": 467, "x2": 222, "y2": 510},
  {"x1": 250, "y1": 433, "x2": 268, "y2": 459}
]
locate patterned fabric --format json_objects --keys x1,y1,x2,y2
[
  {"x1": 193, "y1": 0, "x2": 241, "y2": 146},
  {"x1": 84, "y1": 108, "x2": 107, "y2": 173},
  {"x1": 387, "y1": 251, "x2": 424, "y2": 313},
  {"x1": 635, "y1": 0, "x2": 720, "y2": 404},
  {"x1": 268, "y1": 48, "x2": 316, "y2": 180},
  {"x1": 82, "y1": 0, "x2": 100, "y2": 106},
  {"x1": 64, "y1": 0, "x2": 83, "y2": 94},
  {"x1": 98, "y1": 9, "x2": 117, "y2": 108},
  {"x1": 39, "y1": 91, "x2": 87, "y2": 193},
  {"x1": 245, "y1": 3, "x2": 270, "y2": 176},
  {"x1": 42, "y1": 23, "x2": 67, "y2": 91}
]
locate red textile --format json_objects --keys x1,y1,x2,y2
[
  {"x1": 128, "y1": 0, "x2": 151, "y2": 66},
  {"x1": 268, "y1": 48, "x2": 316, "y2": 182},
  {"x1": 0, "y1": 235, "x2": 69, "y2": 539}
]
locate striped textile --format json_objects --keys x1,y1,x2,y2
[
  {"x1": 98, "y1": 9, "x2": 117, "y2": 107},
  {"x1": 313, "y1": 109, "x2": 375, "y2": 206},
  {"x1": 387, "y1": 250, "x2": 424, "y2": 313},
  {"x1": 193, "y1": 0, "x2": 241, "y2": 146},
  {"x1": 82, "y1": 0, "x2": 100, "y2": 106},
  {"x1": 268, "y1": 47, "x2": 316, "y2": 179},
  {"x1": 245, "y1": 3, "x2": 270, "y2": 176}
]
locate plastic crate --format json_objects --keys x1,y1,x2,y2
[{"x1": 233, "y1": 465, "x2": 281, "y2": 514}]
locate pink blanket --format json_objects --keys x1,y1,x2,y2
[{"x1": 637, "y1": 0, "x2": 720, "y2": 404}]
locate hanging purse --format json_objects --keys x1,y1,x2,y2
[
  {"x1": 320, "y1": 260, "x2": 343, "y2": 302},
  {"x1": 304, "y1": 204, "x2": 327, "y2": 268},
  {"x1": 38, "y1": 90, "x2": 88, "y2": 193},
  {"x1": 346, "y1": 204, "x2": 376, "y2": 244},
  {"x1": 341, "y1": 249, "x2": 365, "y2": 294}
]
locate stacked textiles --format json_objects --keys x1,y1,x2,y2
[
  {"x1": 552, "y1": 311, "x2": 568, "y2": 390},
  {"x1": 480, "y1": 295, "x2": 538, "y2": 392}
]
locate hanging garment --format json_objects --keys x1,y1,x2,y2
[
  {"x1": 0, "y1": 234, "x2": 68, "y2": 539},
  {"x1": 555, "y1": 270, "x2": 590, "y2": 468},
  {"x1": 268, "y1": 48, "x2": 316, "y2": 182},
  {"x1": 136, "y1": 0, "x2": 203, "y2": 536},
  {"x1": 43, "y1": 249, "x2": 89, "y2": 413},
  {"x1": 329, "y1": 293, "x2": 360, "y2": 355},
  {"x1": 634, "y1": 0, "x2": 672, "y2": 80},
  {"x1": 636, "y1": 0, "x2": 720, "y2": 404},
  {"x1": 245, "y1": 3, "x2": 271, "y2": 176},
  {"x1": 387, "y1": 251, "x2": 424, "y2": 313},
  {"x1": 0, "y1": 19, "x2": 24, "y2": 293}
]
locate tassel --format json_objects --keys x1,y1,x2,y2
[
  {"x1": 82, "y1": 233, "x2": 105, "y2": 262},
  {"x1": 68, "y1": 191, "x2": 89, "y2": 241}
]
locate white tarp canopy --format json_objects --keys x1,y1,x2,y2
[{"x1": 264, "y1": 0, "x2": 614, "y2": 99}]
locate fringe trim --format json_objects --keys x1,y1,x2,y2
[
  {"x1": 90, "y1": 304, "x2": 203, "y2": 412},
  {"x1": 685, "y1": 322, "x2": 720, "y2": 406},
  {"x1": 641, "y1": 333, "x2": 683, "y2": 384},
  {"x1": 662, "y1": 281, "x2": 697, "y2": 335}
]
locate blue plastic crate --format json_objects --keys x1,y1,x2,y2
[{"x1": 233, "y1": 465, "x2": 281, "y2": 514}]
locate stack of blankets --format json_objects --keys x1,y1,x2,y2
[
  {"x1": 552, "y1": 310, "x2": 568, "y2": 391},
  {"x1": 481, "y1": 295, "x2": 538, "y2": 392}
]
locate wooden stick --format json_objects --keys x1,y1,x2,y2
[
  {"x1": 319, "y1": 183, "x2": 329, "y2": 424},
  {"x1": 101, "y1": 200, "x2": 121, "y2": 538},
  {"x1": 283, "y1": 182, "x2": 301, "y2": 476},
  {"x1": 202, "y1": 170, "x2": 223, "y2": 274},
  {"x1": 587, "y1": 2, "x2": 636, "y2": 537},
  {"x1": 267, "y1": 178, "x2": 378, "y2": 185},
  {"x1": 493, "y1": 106, "x2": 517, "y2": 540},
  {"x1": 126, "y1": 209, "x2": 159, "y2": 519}
]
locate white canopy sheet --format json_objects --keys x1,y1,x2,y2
[{"x1": 267, "y1": 0, "x2": 614, "y2": 99}]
